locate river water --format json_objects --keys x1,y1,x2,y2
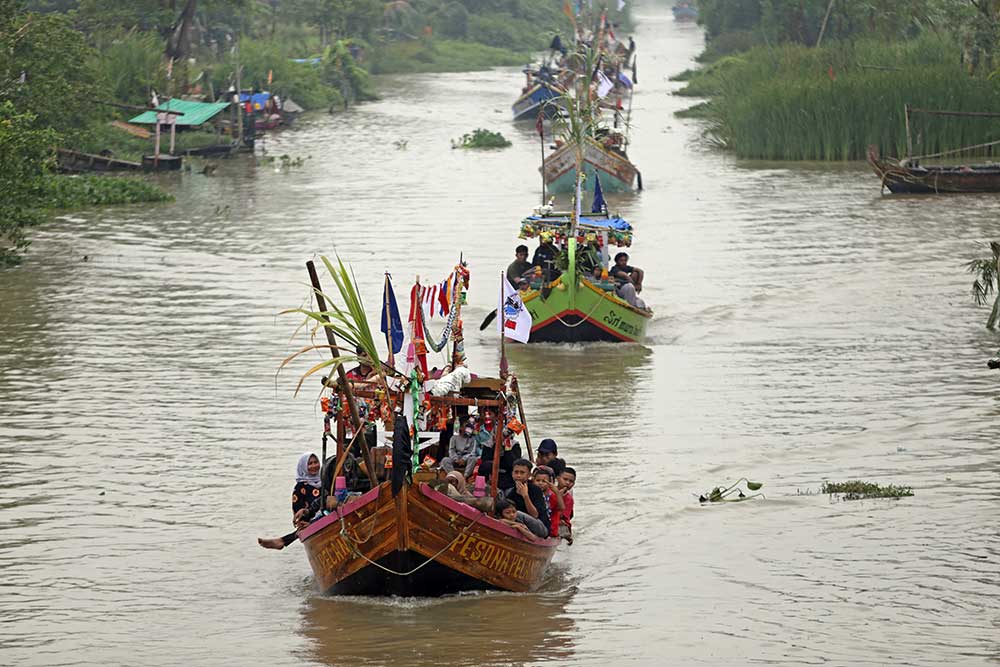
[{"x1": 1, "y1": 3, "x2": 998, "y2": 666}]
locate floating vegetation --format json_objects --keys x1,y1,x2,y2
[
  {"x1": 259, "y1": 154, "x2": 311, "y2": 171},
  {"x1": 42, "y1": 175, "x2": 172, "y2": 209},
  {"x1": 452, "y1": 128, "x2": 511, "y2": 149},
  {"x1": 699, "y1": 478, "x2": 764, "y2": 504},
  {"x1": 820, "y1": 480, "x2": 913, "y2": 500}
]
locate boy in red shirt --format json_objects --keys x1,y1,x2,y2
[
  {"x1": 532, "y1": 465, "x2": 563, "y2": 538},
  {"x1": 557, "y1": 467, "x2": 575, "y2": 544}
]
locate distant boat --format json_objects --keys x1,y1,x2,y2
[
  {"x1": 868, "y1": 105, "x2": 1000, "y2": 194},
  {"x1": 542, "y1": 133, "x2": 639, "y2": 193},
  {"x1": 867, "y1": 146, "x2": 1000, "y2": 194},
  {"x1": 512, "y1": 78, "x2": 566, "y2": 121},
  {"x1": 672, "y1": 1, "x2": 698, "y2": 20}
]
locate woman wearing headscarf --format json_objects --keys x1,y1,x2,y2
[{"x1": 257, "y1": 452, "x2": 322, "y2": 551}]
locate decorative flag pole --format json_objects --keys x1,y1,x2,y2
[
  {"x1": 498, "y1": 271, "x2": 508, "y2": 378},
  {"x1": 536, "y1": 110, "x2": 547, "y2": 205}
]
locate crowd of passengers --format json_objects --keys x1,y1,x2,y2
[
  {"x1": 258, "y1": 413, "x2": 577, "y2": 551},
  {"x1": 506, "y1": 235, "x2": 646, "y2": 310}
]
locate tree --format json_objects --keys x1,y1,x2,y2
[
  {"x1": 0, "y1": 103, "x2": 57, "y2": 267},
  {"x1": 967, "y1": 241, "x2": 1000, "y2": 329}
]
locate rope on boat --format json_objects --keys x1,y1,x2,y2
[
  {"x1": 552, "y1": 283, "x2": 615, "y2": 328},
  {"x1": 909, "y1": 137, "x2": 1000, "y2": 162},
  {"x1": 337, "y1": 510, "x2": 485, "y2": 577}
]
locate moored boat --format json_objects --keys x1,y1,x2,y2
[
  {"x1": 512, "y1": 75, "x2": 567, "y2": 121},
  {"x1": 867, "y1": 145, "x2": 1000, "y2": 194},
  {"x1": 672, "y1": 1, "x2": 699, "y2": 20}
]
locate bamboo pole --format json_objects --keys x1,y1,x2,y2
[
  {"x1": 512, "y1": 377, "x2": 533, "y2": 463},
  {"x1": 905, "y1": 104, "x2": 912, "y2": 161},
  {"x1": 305, "y1": 260, "x2": 377, "y2": 488},
  {"x1": 490, "y1": 399, "x2": 504, "y2": 497},
  {"x1": 816, "y1": 0, "x2": 835, "y2": 48}
]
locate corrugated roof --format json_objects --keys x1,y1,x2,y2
[{"x1": 129, "y1": 99, "x2": 230, "y2": 126}]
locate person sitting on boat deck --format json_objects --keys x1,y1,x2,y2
[
  {"x1": 533, "y1": 465, "x2": 564, "y2": 538},
  {"x1": 609, "y1": 252, "x2": 647, "y2": 310},
  {"x1": 257, "y1": 452, "x2": 322, "y2": 551},
  {"x1": 557, "y1": 467, "x2": 576, "y2": 544},
  {"x1": 578, "y1": 234, "x2": 603, "y2": 279},
  {"x1": 476, "y1": 410, "x2": 495, "y2": 451},
  {"x1": 441, "y1": 417, "x2": 479, "y2": 478},
  {"x1": 495, "y1": 498, "x2": 546, "y2": 540},
  {"x1": 534, "y1": 438, "x2": 566, "y2": 478},
  {"x1": 477, "y1": 437, "x2": 521, "y2": 491},
  {"x1": 532, "y1": 231, "x2": 561, "y2": 279},
  {"x1": 507, "y1": 245, "x2": 533, "y2": 289},
  {"x1": 500, "y1": 458, "x2": 550, "y2": 533}
]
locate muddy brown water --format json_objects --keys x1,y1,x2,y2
[{"x1": 1, "y1": 3, "x2": 998, "y2": 666}]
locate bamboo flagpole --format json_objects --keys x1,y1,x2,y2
[
  {"x1": 498, "y1": 271, "x2": 508, "y2": 378},
  {"x1": 537, "y1": 110, "x2": 546, "y2": 205}
]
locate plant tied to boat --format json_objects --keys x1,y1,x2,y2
[
  {"x1": 966, "y1": 241, "x2": 1000, "y2": 330},
  {"x1": 278, "y1": 255, "x2": 382, "y2": 396}
]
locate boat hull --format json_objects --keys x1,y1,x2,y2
[
  {"x1": 523, "y1": 277, "x2": 650, "y2": 343},
  {"x1": 867, "y1": 145, "x2": 1000, "y2": 194},
  {"x1": 512, "y1": 83, "x2": 564, "y2": 121},
  {"x1": 543, "y1": 138, "x2": 637, "y2": 193},
  {"x1": 299, "y1": 482, "x2": 558, "y2": 596}
]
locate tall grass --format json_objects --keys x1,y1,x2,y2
[{"x1": 678, "y1": 35, "x2": 1000, "y2": 161}]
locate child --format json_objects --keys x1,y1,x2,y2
[
  {"x1": 501, "y1": 458, "x2": 549, "y2": 530},
  {"x1": 495, "y1": 498, "x2": 543, "y2": 540},
  {"x1": 557, "y1": 467, "x2": 575, "y2": 544},
  {"x1": 532, "y1": 466, "x2": 563, "y2": 538}
]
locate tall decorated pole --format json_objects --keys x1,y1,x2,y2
[{"x1": 498, "y1": 271, "x2": 509, "y2": 378}]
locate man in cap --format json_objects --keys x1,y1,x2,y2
[
  {"x1": 535, "y1": 438, "x2": 566, "y2": 479},
  {"x1": 532, "y1": 231, "x2": 561, "y2": 279}
]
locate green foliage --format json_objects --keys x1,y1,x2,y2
[
  {"x1": 0, "y1": 8, "x2": 106, "y2": 144},
  {"x1": 820, "y1": 480, "x2": 913, "y2": 499},
  {"x1": 368, "y1": 39, "x2": 526, "y2": 74},
  {"x1": 0, "y1": 102, "x2": 56, "y2": 267},
  {"x1": 966, "y1": 241, "x2": 1000, "y2": 330},
  {"x1": 91, "y1": 30, "x2": 168, "y2": 106},
  {"x1": 677, "y1": 35, "x2": 1000, "y2": 161},
  {"x1": 40, "y1": 174, "x2": 172, "y2": 208},
  {"x1": 451, "y1": 128, "x2": 511, "y2": 149},
  {"x1": 212, "y1": 40, "x2": 342, "y2": 110},
  {"x1": 321, "y1": 39, "x2": 377, "y2": 104}
]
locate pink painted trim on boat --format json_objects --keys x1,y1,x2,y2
[
  {"x1": 298, "y1": 484, "x2": 382, "y2": 541},
  {"x1": 419, "y1": 484, "x2": 560, "y2": 547}
]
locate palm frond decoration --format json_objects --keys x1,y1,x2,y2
[
  {"x1": 966, "y1": 241, "x2": 1000, "y2": 329},
  {"x1": 277, "y1": 254, "x2": 382, "y2": 395}
]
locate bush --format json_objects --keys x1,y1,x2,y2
[
  {"x1": 40, "y1": 174, "x2": 172, "y2": 208},
  {"x1": 451, "y1": 128, "x2": 511, "y2": 149}
]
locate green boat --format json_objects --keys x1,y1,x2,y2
[{"x1": 517, "y1": 209, "x2": 651, "y2": 343}]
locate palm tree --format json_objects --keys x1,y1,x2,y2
[{"x1": 967, "y1": 241, "x2": 1000, "y2": 329}]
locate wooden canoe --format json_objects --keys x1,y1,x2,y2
[
  {"x1": 298, "y1": 480, "x2": 560, "y2": 596},
  {"x1": 867, "y1": 144, "x2": 1000, "y2": 194}
]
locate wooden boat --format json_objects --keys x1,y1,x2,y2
[
  {"x1": 867, "y1": 145, "x2": 1000, "y2": 194},
  {"x1": 672, "y1": 1, "x2": 699, "y2": 20},
  {"x1": 290, "y1": 261, "x2": 560, "y2": 596},
  {"x1": 543, "y1": 134, "x2": 638, "y2": 193},
  {"x1": 868, "y1": 106, "x2": 1000, "y2": 194},
  {"x1": 56, "y1": 148, "x2": 143, "y2": 173},
  {"x1": 512, "y1": 79, "x2": 566, "y2": 121},
  {"x1": 300, "y1": 475, "x2": 559, "y2": 596},
  {"x1": 518, "y1": 210, "x2": 652, "y2": 343}
]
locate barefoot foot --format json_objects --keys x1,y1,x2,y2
[{"x1": 258, "y1": 536, "x2": 285, "y2": 550}]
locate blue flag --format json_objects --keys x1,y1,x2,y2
[
  {"x1": 381, "y1": 274, "x2": 404, "y2": 356},
  {"x1": 591, "y1": 173, "x2": 606, "y2": 213}
]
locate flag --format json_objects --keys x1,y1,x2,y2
[
  {"x1": 618, "y1": 71, "x2": 633, "y2": 89},
  {"x1": 595, "y1": 70, "x2": 614, "y2": 98},
  {"x1": 498, "y1": 276, "x2": 532, "y2": 343},
  {"x1": 381, "y1": 274, "x2": 404, "y2": 357},
  {"x1": 562, "y1": 0, "x2": 573, "y2": 19},
  {"x1": 617, "y1": 0, "x2": 625, "y2": 10},
  {"x1": 591, "y1": 173, "x2": 606, "y2": 213},
  {"x1": 267, "y1": 69, "x2": 273, "y2": 85},
  {"x1": 535, "y1": 109, "x2": 545, "y2": 138}
]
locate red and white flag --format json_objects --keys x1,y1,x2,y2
[{"x1": 498, "y1": 276, "x2": 532, "y2": 343}]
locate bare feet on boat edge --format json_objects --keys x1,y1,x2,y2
[{"x1": 258, "y1": 537, "x2": 285, "y2": 550}]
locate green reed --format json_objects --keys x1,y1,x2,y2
[{"x1": 678, "y1": 35, "x2": 1000, "y2": 161}]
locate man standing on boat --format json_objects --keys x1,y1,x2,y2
[
  {"x1": 532, "y1": 231, "x2": 561, "y2": 280},
  {"x1": 609, "y1": 252, "x2": 646, "y2": 310}
]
